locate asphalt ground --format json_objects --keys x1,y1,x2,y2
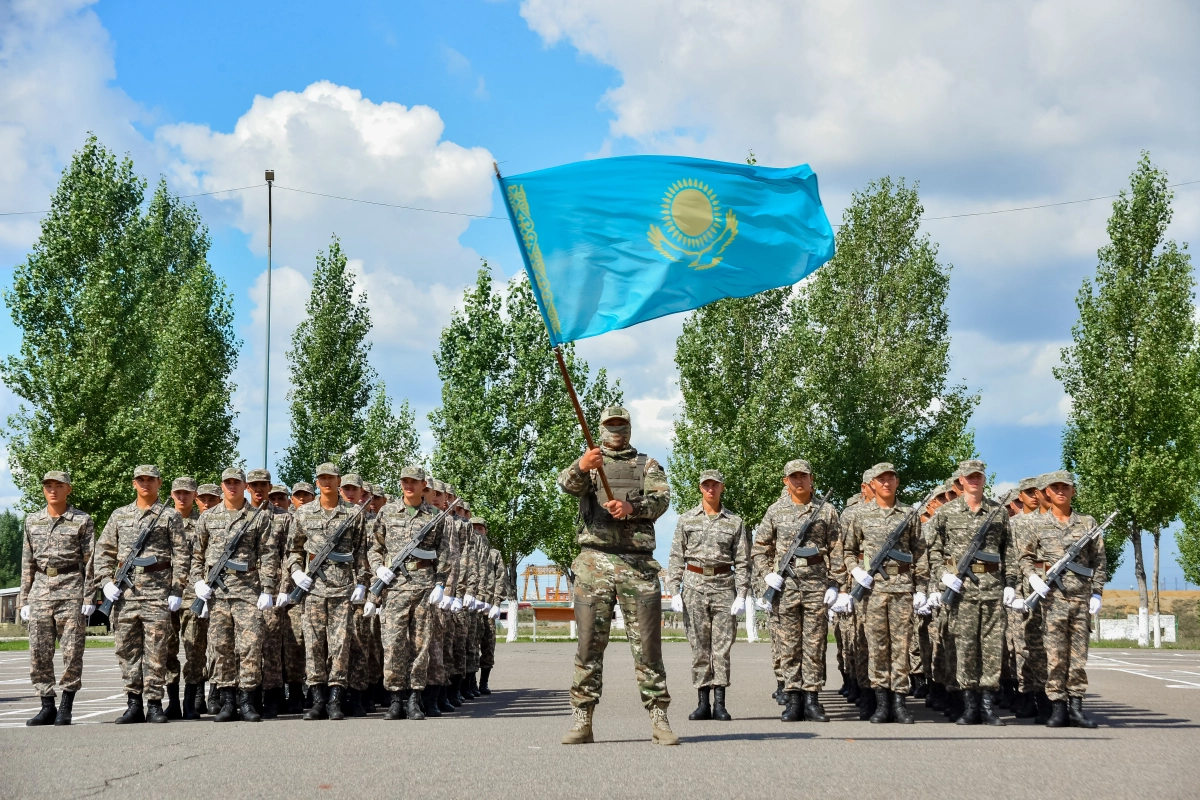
[{"x1": 1, "y1": 640, "x2": 1198, "y2": 799}]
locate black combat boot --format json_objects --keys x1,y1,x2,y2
[
  {"x1": 869, "y1": 689, "x2": 891, "y2": 723},
  {"x1": 422, "y1": 686, "x2": 442, "y2": 717},
  {"x1": 165, "y1": 682, "x2": 182, "y2": 719},
  {"x1": 891, "y1": 691, "x2": 915, "y2": 724},
  {"x1": 261, "y1": 687, "x2": 279, "y2": 719},
  {"x1": 362, "y1": 686, "x2": 377, "y2": 714},
  {"x1": 286, "y1": 683, "x2": 305, "y2": 714},
  {"x1": 857, "y1": 687, "x2": 877, "y2": 721},
  {"x1": 406, "y1": 688, "x2": 426, "y2": 720},
  {"x1": 467, "y1": 672, "x2": 481, "y2": 699},
  {"x1": 944, "y1": 690, "x2": 964, "y2": 722},
  {"x1": 774, "y1": 680, "x2": 786, "y2": 706},
  {"x1": 479, "y1": 668, "x2": 492, "y2": 695},
  {"x1": 207, "y1": 682, "x2": 220, "y2": 715},
  {"x1": 304, "y1": 685, "x2": 314, "y2": 710},
  {"x1": 27, "y1": 695, "x2": 57, "y2": 726},
  {"x1": 837, "y1": 669, "x2": 850, "y2": 696},
  {"x1": 383, "y1": 691, "x2": 403, "y2": 720},
  {"x1": 912, "y1": 673, "x2": 928, "y2": 699},
  {"x1": 804, "y1": 691, "x2": 829, "y2": 722},
  {"x1": 327, "y1": 686, "x2": 346, "y2": 720},
  {"x1": 346, "y1": 688, "x2": 367, "y2": 717},
  {"x1": 437, "y1": 686, "x2": 455, "y2": 713},
  {"x1": 1046, "y1": 699, "x2": 1069, "y2": 728},
  {"x1": 998, "y1": 680, "x2": 1015, "y2": 709},
  {"x1": 780, "y1": 691, "x2": 804, "y2": 722},
  {"x1": 689, "y1": 687, "x2": 712, "y2": 720},
  {"x1": 980, "y1": 690, "x2": 1005, "y2": 726},
  {"x1": 303, "y1": 684, "x2": 328, "y2": 720},
  {"x1": 712, "y1": 686, "x2": 732, "y2": 721},
  {"x1": 449, "y1": 677, "x2": 465, "y2": 706},
  {"x1": 213, "y1": 688, "x2": 237, "y2": 722},
  {"x1": 146, "y1": 698, "x2": 169, "y2": 723},
  {"x1": 1067, "y1": 696, "x2": 1098, "y2": 728},
  {"x1": 846, "y1": 676, "x2": 861, "y2": 703},
  {"x1": 956, "y1": 690, "x2": 981, "y2": 725},
  {"x1": 238, "y1": 689, "x2": 262, "y2": 722},
  {"x1": 1013, "y1": 692, "x2": 1037, "y2": 719},
  {"x1": 195, "y1": 682, "x2": 208, "y2": 715},
  {"x1": 926, "y1": 681, "x2": 945, "y2": 711},
  {"x1": 183, "y1": 684, "x2": 200, "y2": 720},
  {"x1": 1034, "y1": 691, "x2": 1053, "y2": 725},
  {"x1": 115, "y1": 692, "x2": 145, "y2": 724},
  {"x1": 55, "y1": 690, "x2": 75, "y2": 726}
]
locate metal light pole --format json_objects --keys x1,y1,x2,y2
[{"x1": 263, "y1": 169, "x2": 274, "y2": 470}]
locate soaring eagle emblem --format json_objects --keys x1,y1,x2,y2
[{"x1": 648, "y1": 179, "x2": 738, "y2": 270}]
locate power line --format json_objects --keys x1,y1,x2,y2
[
  {"x1": 921, "y1": 179, "x2": 1200, "y2": 221},
  {"x1": 272, "y1": 185, "x2": 507, "y2": 219},
  {"x1": 0, "y1": 183, "x2": 266, "y2": 217}
]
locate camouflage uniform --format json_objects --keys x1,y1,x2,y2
[
  {"x1": 479, "y1": 546, "x2": 505, "y2": 673},
  {"x1": 170, "y1": 507, "x2": 208, "y2": 686},
  {"x1": 191, "y1": 501, "x2": 277, "y2": 689},
  {"x1": 255, "y1": 491, "x2": 292, "y2": 693},
  {"x1": 21, "y1": 503, "x2": 95, "y2": 697},
  {"x1": 1010, "y1": 511, "x2": 1047, "y2": 692},
  {"x1": 668, "y1": 500, "x2": 749, "y2": 689},
  {"x1": 94, "y1": 497, "x2": 188, "y2": 701}
]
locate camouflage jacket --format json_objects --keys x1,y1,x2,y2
[
  {"x1": 668, "y1": 505, "x2": 750, "y2": 597},
  {"x1": 840, "y1": 501, "x2": 929, "y2": 594},
  {"x1": 752, "y1": 496, "x2": 841, "y2": 595},
  {"x1": 485, "y1": 548, "x2": 507, "y2": 605},
  {"x1": 19, "y1": 505, "x2": 95, "y2": 605},
  {"x1": 94, "y1": 501, "x2": 188, "y2": 600},
  {"x1": 830, "y1": 498, "x2": 872, "y2": 592},
  {"x1": 368, "y1": 500, "x2": 450, "y2": 589},
  {"x1": 557, "y1": 445, "x2": 670, "y2": 554},
  {"x1": 1007, "y1": 511, "x2": 1042, "y2": 594},
  {"x1": 1018, "y1": 509, "x2": 1106, "y2": 598},
  {"x1": 266, "y1": 505, "x2": 293, "y2": 594},
  {"x1": 442, "y1": 514, "x2": 466, "y2": 596},
  {"x1": 926, "y1": 495, "x2": 1016, "y2": 600},
  {"x1": 179, "y1": 511, "x2": 201, "y2": 602},
  {"x1": 190, "y1": 503, "x2": 278, "y2": 602},
  {"x1": 287, "y1": 500, "x2": 370, "y2": 598}
]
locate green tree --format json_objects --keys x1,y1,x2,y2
[
  {"x1": 784, "y1": 177, "x2": 978, "y2": 503},
  {"x1": 278, "y1": 235, "x2": 376, "y2": 485},
  {"x1": 354, "y1": 382, "x2": 422, "y2": 495},
  {"x1": 1057, "y1": 153, "x2": 1199, "y2": 647},
  {"x1": 0, "y1": 511, "x2": 22, "y2": 589},
  {"x1": 430, "y1": 264, "x2": 619, "y2": 593}
]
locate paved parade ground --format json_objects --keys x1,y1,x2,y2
[{"x1": 2, "y1": 641, "x2": 1198, "y2": 799}]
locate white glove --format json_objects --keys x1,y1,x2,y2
[
  {"x1": 1010, "y1": 597, "x2": 1027, "y2": 613},
  {"x1": 81, "y1": 603, "x2": 96, "y2": 617},
  {"x1": 256, "y1": 592, "x2": 273, "y2": 610},
  {"x1": 916, "y1": 600, "x2": 933, "y2": 617},
  {"x1": 764, "y1": 572, "x2": 784, "y2": 591},
  {"x1": 474, "y1": 598, "x2": 485, "y2": 611},
  {"x1": 439, "y1": 595, "x2": 454, "y2": 610},
  {"x1": 1003, "y1": 587, "x2": 1016, "y2": 606},
  {"x1": 940, "y1": 572, "x2": 963, "y2": 594},
  {"x1": 428, "y1": 584, "x2": 445, "y2": 605},
  {"x1": 102, "y1": 582, "x2": 122, "y2": 602},
  {"x1": 730, "y1": 596, "x2": 746, "y2": 616},
  {"x1": 925, "y1": 593, "x2": 942, "y2": 611},
  {"x1": 291, "y1": 570, "x2": 313, "y2": 592},
  {"x1": 451, "y1": 597, "x2": 463, "y2": 613},
  {"x1": 194, "y1": 580, "x2": 213, "y2": 601},
  {"x1": 20, "y1": 605, "x2": 30, "y2": 621},
  {"x1": 363, "y1": 601, "x2": 377, "y2": 618},
  {"x1": 276, "y1": 592, "x2": 290, "y2": 608},
  {"x1": 167, "y1": 595, "x2": 182, "y2": 612},
  {"x1": 351, "y1": 584, "x2": 366, "y2": 603},
  {"x1": 1029, "y1": 574, "x2": 1050, "y2": 597},
  {"x1": 375, "y1": 566, "x2": 396, "y2": 585},
  {"x1": 831, "y1": 593, "x2": 853, "y2": 614},
  {"x1": 199, "y1": 601, "x2": 210, "y2": 619},
  {"x1": 1089, "y1": 593, "x2": 1102, "y2": 615},
  {"x1": 670, "y1": 595, "x2": 684, "y2": 613},
  {"x1": 912, "y1": 592, "x2": 926, "y2": 611},
  {"x1": 851, "y1": 567, "x2": 873, "y2": 589},
  {"x1": 823, "y1": 587, "x2": 838, "y2": 606},
  {"x1": 464, "y1": 593, "x2": 476, "y2": 610},
  {"x1": 759, "y1": 599, "x2": 774, "y2": 613},
  {"x1": 488, "y1": 605, "x2": 501, "y2": 620}
]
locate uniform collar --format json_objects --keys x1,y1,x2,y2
[{"x1": 690, "y1": 504, "x2": 728, "y2": 518}]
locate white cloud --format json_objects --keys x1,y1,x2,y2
[{"x1": 950, "y1": 330, "x2": 1071, "y2": 426}]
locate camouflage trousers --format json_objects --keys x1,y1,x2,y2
[
  {"x1": 283, "y1": 603, "x2": 306, "y2": 684},
  {"x1": 915, "y1": 612, "x2": 932, "y2": 676},
  {"x1": 450, "y1": 610, "x2": 468, "y2": 676},
  {"x1": 1043, "y1": 593, "x2": 1090, "y2": 701},
  {"x1": 28, "y1": 599, "x2": 86, "y2": 697},
  {"x1": 570, "y1": 549, "x2": 670, "y2": 711},
  {"x1": 834, "y1": 611, "x2": 856, "y2": 676},
  {"x1": 853, "y1": 608, "x2": 870, "y2": 686},
  {"x1": 178, "y1": 608, "x2": 208, "y2": 685},
  {"x1": 1019, "y1": 603, "x2": 1047, "y2": 693},
  {"x1": 480, "y1": 614, "x2": 496, "y2": 669},
  {"x1": 908, "y1": 609, "x2": 923, "y2": 676},
  {"x1": 862, "y1": 590, "x2": 913, "y2": 693},
  {"x1": 438, "y1": 608, "x2": 454, "y2": 678},
  {"x1": 681, "y1": 583, "x2": 736, "y2": 688},
  {"x1": 209, "y1": 598, "x2": 264, "y2": 689},
  {"x1": 932, "y1": 607, "x2": 958, "y2": 689},
  {"x1": 427, "y1": 604, "x2": 446, "y2": 685},
  {"x1": 767, "y1": 609, "x2": 784, "y2": 681},
  {"x1": 466, "y1": 612, "x2": 482, "y2": 674},
  {"x1": 380, "y1": 586, "x2": 434, "y2": 691},
  {"x1": 773, "y1": 589, "x2": 828, "y2": 692},
  {"x1": 112, "y1": 598, "x2": 172, "y2": 700},
  {"x1": 302, "y1": 595, "x2": 353, "y2": 687},
  {"x1": 947, "y1": 597, "x2": 1004, "y2": 691},
  {"x1": 1001, "y1": 606, "x2": 1021, "y2": 683},
  {"x1": 261, "y1": 604, "x2": 284, "y2": 690},
  {"x1": 166, "y1": 610, "x2": 181, "y2": 686},
  {"x1": 349, "y1": 603, "x2": 370, "y2": 690}
]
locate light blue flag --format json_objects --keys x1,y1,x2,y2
[{"x1": 497, "y1": 154, "x2": 835, "y2": 346}]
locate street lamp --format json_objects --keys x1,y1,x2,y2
[{"x1": 263, "y1": 169, "x2": 274, "y2": 470}]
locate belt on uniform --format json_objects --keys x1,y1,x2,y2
[
  {"x1": 789, "y1": 546, "x2": 822, "y2": 567},
  {"x1": 877, "y1": 562, "x2": 911, "y2": 577},
  {"x1": 117, "y1": 557, "x2": 171, "y2": 574},
  {"x1": 943, "y1": 558, "x2": 1000, "y2": 574},
  {"x1": 406, "y1": 558, "x2": 436, "y2": 570},
  {"x1": 35, "y1": 563, "x2": 80, "y2": 577},
  {"x1": 581, "y1": 544, "x2": 651, "y2": 556},
  {"x1": 686, "y1": 563, "x2": 732, "y2": 576}
]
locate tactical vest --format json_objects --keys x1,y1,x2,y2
[
  {"x1": 601, "y1": 453, "x2": 647, "y2": 506},
  {"x1": 576, "y1": 452, "x2": 653, "y2": 553}
]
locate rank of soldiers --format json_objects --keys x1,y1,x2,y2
[{"x1": 18, "y1": 463, "x2": 507, "y2": 726}]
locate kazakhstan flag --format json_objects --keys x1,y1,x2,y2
[{"x1": 497, "y1": 155, "x2": 835, "y2": 346}]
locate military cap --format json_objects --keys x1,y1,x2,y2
[
  {"x1": 469, "y1": 516, "x2": 487, "y2": 527},
  {"x1": 42, "y1": 470, "x2": 71, "y2": 485},
  {"x1": 445, "y1": 484, "x2": 457, "y2": 496},
  {"x1": 221, "y1": 467, "x2": 246, "y2": 483},
  {"x1": 1032, "y1": 472, "x2": 1054, "y2": 490},
  {"x1": 269, "y1": 484, "x2": 289, "y2": 496},
  {"x1": 863, "y1": 462, "x2": 896, "y2": 484},
  {"x1": 1040, "y1": 469, "x2": 1075, "y2": 488},
  {"x1": 361, "y1": 481, "x2": 374, "y2": 495},
  {"x1": 171, "y1": 476, "x2": 198, "y2": 493},
  {"x1": 316, "y1": 462, "x2": 340, "y2": 477},
  {"x1": 372, "y1": 484, "x2": 387, "y2": 498},
  {"x1": 246, "y1": 468, "x2": 272, "y2": 484},
  {"x1": 197, "y1": 483, "x2": 221, "y2": 498},
  {"x1": 698, "y1": 469, "x2": 725, "y2": 485},
  {"x1": 291, "y1": 481, "x2": 315, "y2": 496},
  {"x1": 784, "y1": 458, "x2": 812, "y2": 476},
  {"x1": 957, "y1": 459, "x2": 987, "y2": 477},
  {"x1": 600, "y1": 406, "x2": 630, "y2": 424},
  {"x1": 1018, "y1": 476, "x2": 1037, "y2": 492},
  {"x1": 341, "y1": 473, "x2": 364, "y2": 489},
  {"x1": 845, "y1": 493, "x2": 862, "y2": 509},
  {"x1": 400, "y1": 465, "x2": 426, "y2": 481},
  {"x1": 430, "y1": 479, "x2": 444, "y2": 493},
  {"x1": 133, "y1": 464, "x2": 161, "y2": 479}
]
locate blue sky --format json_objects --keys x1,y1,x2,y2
[{"x1": 1, "y1": 1, "x2": 1198, "y2": 591}]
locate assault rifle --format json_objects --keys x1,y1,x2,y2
[
  {"x1": 189, "y1": 506, "x2": 260, "y2": 615},
  {"x1": 940, "y1": 489, "x2": 1019, "y2": 607},
  {"x1": 288, "y1": 497, "x2": 372, "y2": 604},
  {"x1": 761, "y1": 488, "x2": 832, "y2": 608},
  {"x1": 1025, "y1": 510, "x2": 1118, "y2": 612},
  {"x1": 850, "y1": 488, "x2": 941, "y2": 602},
  {"x1": 369, "y1": 499, "x2": 460, "y2": 597},
  {"x1": 99, "y1": 503, "x2": 168, "y2": 616}
]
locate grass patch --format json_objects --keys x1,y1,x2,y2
[
  {"x1": 1091, "y1": 637, "x2": 1200, "y2": 650},
  {"x1": 0, "y1": 638, "x2": 114, "y2": 651}
]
